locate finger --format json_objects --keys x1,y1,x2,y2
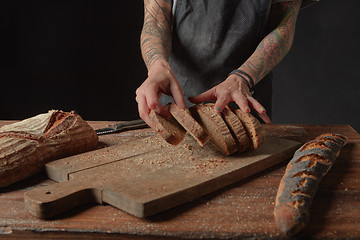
[
  {"x1": 258, "y1": 112, "x2": 272, "y2": 124},
  {"x1": 146, "y1": 86, "x2": 171, "y2": 118},
  {"x1": 149, "y1": 100, "x2": 171, "y2": 118},
  {"x1": 136, "y1": 95, "x2": 155, "y2": 129},
  {"x1": 170, "y1": 83, "x2": 186, "y2": 110},
  {"x1": 188, "y1": 88, "x2": 216, "y2": 104},
  {"x1": 214, "y1": 94, "x2": 232, "y2": 113},
  {"x1": 247, "y1": 96, "x2": 266, "y2": 115},
  {"x1": 232, "y1": 92, "x2": 251, "y2": 113},
  {"x1": 155, "y1": 104, "x2": 171, "y2": 118},
  {"x1": 247, "y1": 97, "x2": 272, "y2": 124}
]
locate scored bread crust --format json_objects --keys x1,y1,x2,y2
[
  {"x1": 166, "y1": 103, "x2": 209, "y2": 147},
  {"x1": 274, "y1": 133, "x2": 348, "y2": 236},
  {"x1": 231, "y1": 108, "x2": 264, "y2": 150},
  {"x1": 0, "y1": 110, "x2": 99, "y2": 187},
  {"x1": 189, "y1": 103, "x2": 237, "y2": 155},
  {"x1": 221, "y1": 106, "x2": 250, "y2": 153},
  {"x1": 149, "y1": 110, "x2": 186, "y2": 146}
]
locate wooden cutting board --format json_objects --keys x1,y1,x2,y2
[{"x1": 24, "y1": 133, "x2": 300, "y2": 219}]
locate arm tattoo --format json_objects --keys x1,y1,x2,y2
[
  {"x1": 240, "y1": 0, "x2": 301, "y2": 84},
  {"x1": 140, "y1": 0, "x2": 173, "y2": 69}
]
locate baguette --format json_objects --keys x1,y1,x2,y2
[
  {"x1": 189, "y1": 103, "x2": 237, "y2": 155},
  {"x1": 0, "y1": 110, "x2": 98, "y2": 187},
  {"x1": 166, "y1": 103, "x2": 209, "y2": 147},
  {"x1": 274, "y1": 133, "x2": 348, "y2": 236},
  {"x1": 149, "y1": 109, "x2": 186, "y2": 146}
]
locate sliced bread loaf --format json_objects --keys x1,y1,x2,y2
[
  {"x1": 221, "y1": 106, "x2": 250, "y2": 153},
  {"x1": 149, "y1": 110, "x2": 185, "y2": 146},
  {"x1": 231, "y1": 108, "x2": 264, "y2": 150},
  {"x1": 166, "y1": 103, "x2": 209, "y2": 147},
  {"x1": 189, "y1": 103, "x2": 237, "y2": 155}
]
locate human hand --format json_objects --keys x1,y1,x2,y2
[
  {"x1": 188, "y1": 74, "x2": 272, "y2": 124},
  {"x1": 135, "y1": 60, "x2": 186, "y2": 129}
]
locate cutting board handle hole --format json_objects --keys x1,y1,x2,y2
[{"x1": 45, "y1": 191, "x2": 52, "y2": 194}]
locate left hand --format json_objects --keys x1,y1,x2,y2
[{"x1": 188, "y1": 74, "x2": 272, "y2": 124}]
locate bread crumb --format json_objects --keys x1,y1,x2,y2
[{"x1": 183, "y1": 143, "x2": 193, "y2": 151}]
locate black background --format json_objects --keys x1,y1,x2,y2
[{"x1": 1, "y1": 0, "x2": 359, "y2": 132}]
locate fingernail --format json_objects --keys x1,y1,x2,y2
[
  {"x1": 245, "y1": 106, "x2": 250, "y2": 112},
  {"x1": 216, "y1": 106, "x2": 221, "y2": 112},
  {"x1": 260, "y1": 106, "x2": 266, "y2": 113}
]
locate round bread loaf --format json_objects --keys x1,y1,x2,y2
[{"x1": 0, "y1": 110, "x2": 98, "y2": 187}]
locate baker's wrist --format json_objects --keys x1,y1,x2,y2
[
  {"x1": 235, "y1": 69, "x2": 255, "y2": 88},
  {"x1": 148, "y1": 59, "x2": 171, "y2": 76},
  {"x1": 228, "y1": 69, "x2": 254, "y2": 92}
]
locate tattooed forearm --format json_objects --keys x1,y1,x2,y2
[
  {"x1": 140, "y1": 0, "x2": 173, "y2": 70},
  {"x1": 239, "y1": 0, "x2": 301, "y2": 84}
]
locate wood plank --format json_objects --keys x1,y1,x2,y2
[
  {"x1": 45, "y1": 135, "x2": 164, "y2": 182},
  {"x1": 0, "y1": 123, "x2": 359, "y2": 239},
  {"x1": 24, "y1": 135, "x2": 300, "y2": 218}
]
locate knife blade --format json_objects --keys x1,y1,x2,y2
[{"x1": 95, "y1": 119, "x2": 148, "y2": 135}]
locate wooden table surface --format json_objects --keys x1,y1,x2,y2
[{"x1": 0, "y1": 121, "x2": 359, "y2": 239}]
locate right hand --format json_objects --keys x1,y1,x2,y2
[
  {"x1": 135, "y1": 60, "x2": 186, "y2": 129},
  {"x1": 189, "y1": 73, "x2": 272, "y2": 124}
]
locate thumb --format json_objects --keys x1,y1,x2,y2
[{"x1": 188, "y1": 88, "x2": 216, "y2": 104}]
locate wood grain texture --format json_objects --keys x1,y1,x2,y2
[
  {"x1": 0, "y1": 122, "x2": 359, "y2": 239},
  {"x1": 24, "y1": 134, "x2": 299, "y2": 219}
]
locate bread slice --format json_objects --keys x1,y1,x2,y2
[
  {"x1": 166, "y1": 103, "x2": 209, "y2": 147},
  {"x1": 189, "y1": 103, "x2": 237, "y2": 155},
  {"x1": 149, "y1": 110, "x2": 185, "y2": 146},
  {"x1": 231, "y1": 108, "x2": 264, "y2": 150},
  {"x1": 221, "y1": 106, "x2": 250, "y2": 153}
]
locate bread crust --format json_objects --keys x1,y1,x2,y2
[
  {"x1": 189, "y1": 103, "x2": 237, "y2": 155},
  {"x1": 149, "y1": 110, "x2": 185, "y2": 146},
  {"x1": 274, "y1": 133, "x2": 348, "y2": 236},
  {"x1": 167, "y1": 103, "x2": 209, "y2": 147},
  {"x1": 231, "y1": 108, "x2": 264, "y2": 150},
  {"x1": 0, "y1": 110, "x2": 98, "y2": 187},
  {"x1": 221, "y1": 106, "x2": 250, "y2": 153}
]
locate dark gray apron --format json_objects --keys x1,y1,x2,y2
[{"x1": 161, "y1": 0, "x2": 273, "y2": 117}]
